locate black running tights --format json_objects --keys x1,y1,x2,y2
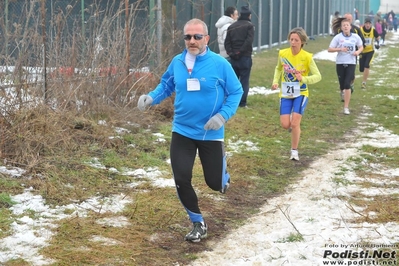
[{"x1": 170, "y1": 132, "x2": 225, "y2": 215}]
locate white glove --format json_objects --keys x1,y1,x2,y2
[
  {"x1": 137, "y1": 95, "x2": 153, "y2": 111},
  {"x1": 204, "y1": 113, "x2": 226, "y2": 130}
]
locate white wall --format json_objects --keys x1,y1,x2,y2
[{"x1": 379, "y1": 0, "x2": 399, "y2": 13}]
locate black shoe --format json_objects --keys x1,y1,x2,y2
[{"x1": 184, "y1": 222, "x2": 207, "y2": 242}]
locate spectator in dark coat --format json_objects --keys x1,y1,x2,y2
[
  {"x1": 387, "y1": 10, "x2": 395, "y2": 20},
  {"x1": 224, "y1": 5, "x2": 255, "y2": 108},
  {"x1": 380, "y1": 19, "x2": 388, "y2": 45}
]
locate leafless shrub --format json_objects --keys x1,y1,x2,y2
[{"x1": 0, "y1": 1, "x2": 179, "y2": 167}]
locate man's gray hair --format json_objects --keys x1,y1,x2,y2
[{"x1": 184, "y1": 18, "x2": 208, "y2": 35}]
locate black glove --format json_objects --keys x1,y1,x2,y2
[
  {"x1": 229, "y1": 51, "x2": 241, "y2": 60},
  {"x1": 374, "y1": 40, "x2": 380, "y2": 50}
]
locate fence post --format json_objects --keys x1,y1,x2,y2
[
  {"x1": 125, "y1": 0, "x2": 130, "y2": 75},
  {"x1": 304, "y1": 0, "x2": 308, "y2": 29},
  {"x1": 279, "y1": 0, "x2": 283, "y2": 46},
  {"x1": 297, "y1": 1, "x2": 300, "y2": 27},
  {"x1": 269, "y1": 0, "x2": 273, "y2": 49},
  {"x1": 156, "y1": 0, "x2": 162, "y2": 66},
  {"x1": 149, "y1": 0, "x2": 155, "y2": 70},
  {"x1": 41, "y1": 0, "x2": 48, "y2": 101},
  {"x1": 311, "y1": 0, "x2": 314, "y2": 36},
  {"x1": 289, "y1": 0, "x2": 293, "y2": 31},
  {"x1": 257, "y1": 0, "x2": 262, "y2": 52},
  {"x1": 5, "y1": 0, "x2": 9, "y2": 58},
  {"x1": 81, "y1": 0, "x2": 85, "y2": 53}
]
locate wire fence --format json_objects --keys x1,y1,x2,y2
[{"x1": 0, "y1": 0, "x2": 367, "y2": 110}]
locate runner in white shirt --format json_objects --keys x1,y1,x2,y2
[{"x1": 328, "y1": 18, "x2": 363, "y2": 115}]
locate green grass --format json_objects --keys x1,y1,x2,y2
[
  {"x1": 0, "y1": 32, "x2": 398, "y2": 265},
  {"x1": 0, "y1": 192, "x2": 14, "y2": 208},
  {"x1": 0, "y1": 192, "x2": 15, "y2": 239},
  {"x1": 276, "y1": 232, "x2": 304, "y2": 243}
]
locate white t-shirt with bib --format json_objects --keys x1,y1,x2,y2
[{"x1": 329, "y1": 32, "x2": 363, "y2": 65}]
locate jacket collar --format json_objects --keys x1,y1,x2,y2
[{"x1": 181, "y1": 46, "x2": 210, "y2": 61}]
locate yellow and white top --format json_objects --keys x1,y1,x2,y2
[{"x1": 273, "y1": 48, "x2": 321, "y2": 98}]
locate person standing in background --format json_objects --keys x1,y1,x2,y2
[
  {"x1": 137, "y1": 19, "x2": 243, "y2": 243},
  {"x1": 330, "y1": 11, "x2": 341, "y2": 35},
  {"x1": 387, "y1": 9, "x2": 395, "y2": 20},
  {"x1": 375, "y1": 18, "x2": 383, "y2": 37},
  {"x1": 225, "y1": 5, "x2": 255, "y2": 108},
  {"x1": 367, "y1": 10, "x2": 374, "y2": 23},
  {"x1": 354, "y1": 8, "x2": 359, "y2": 20},
  {"x1": 328, "y1": 18, "x2": 364, "y2": 115},
  {"x1": 386, "y1": 10, "x2": 395, "y2": 31},
  {"x1": 374, "y1": 11, "x2": 382, "y2": 28},
  {"x1": 380, "y1": 19, "x2": 388, "y2": 45},
  {"x1": 359, "y1": 18, "x2": 380, "y2": 89},
  {"x1": 215, "y1": 6, "x2": 238, "y2": 60},
  {"x1": 271, "y1": 28, "x2": 321, "y2": 161}
]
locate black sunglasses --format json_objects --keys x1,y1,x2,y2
[{"x1": 183, "y1": 34, "x2": 206, "y2": 41}]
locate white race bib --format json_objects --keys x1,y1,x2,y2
[
  {"x1": 282, "y1": 82, "x2": 300, "y2": 98},
  {"x1": 187, "y1": 78, "x2": 200, "y2": 91}
]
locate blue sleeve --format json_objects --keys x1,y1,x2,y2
[
  {"x1": 218, "y1": 62, "x2": 243, "y2": 121},
  {"x1": 148, "y1": 59, "x2": 177, "y2": 105}
]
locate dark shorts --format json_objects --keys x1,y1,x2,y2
[
  {"x1": 359, "y1": 51, "x2": 375, "y2": 72},
  {"x1": 336, "y1": 64, "x2": 356, "y2": 90}
]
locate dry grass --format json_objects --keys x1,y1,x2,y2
[{"x1": 346, "y1": 172, "x2": 399, "y2": 224}]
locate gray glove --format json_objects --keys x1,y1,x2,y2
[
  {"x1": 204, "y1": 113, "x2": 226, "y2": 130},
  {"x1": 137, "y1": 95, "x2": 153, "y2": 111}
]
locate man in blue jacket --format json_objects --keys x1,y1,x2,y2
[{"x1": 137, "y1": 18, "x2": 243, "y2": 243}]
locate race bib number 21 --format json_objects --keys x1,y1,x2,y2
[{"x1": 282, "y1": 82, "x2": 300, "y2": 98}]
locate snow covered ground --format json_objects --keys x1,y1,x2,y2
[{"x1": 190, "y1": 123, "x2": 399, "y2": 266}]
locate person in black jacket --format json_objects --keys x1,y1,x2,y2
[{"x1": 224, "y1": 5, "x2": 255, "y2": 108}]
